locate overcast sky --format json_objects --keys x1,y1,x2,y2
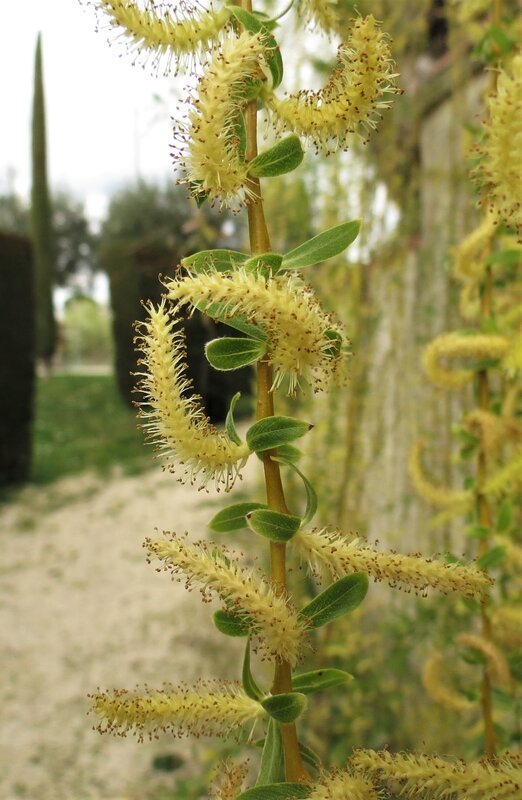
[{"x1": 1, "y1": 1, "x2": 181, "y2": 225}]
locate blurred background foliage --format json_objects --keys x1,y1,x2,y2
[{"x1": 0, "y1": 0, "x2": 521, "y2": 796}]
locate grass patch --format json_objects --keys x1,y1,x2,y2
[{"x1": 30, "y1": 374, "x2": 149, "y2": 485}]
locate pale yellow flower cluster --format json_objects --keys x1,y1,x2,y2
[
  {"x1": 457, "y1": 633, "x2": 512, "y2": 688},
  {"x1": 351, "y1": 749, "x2": 522, "y2": 799},
  {"x1": 422, "y1": 332, "x2": 510, "y2": 389},
  {"x1": 135, "y1": 301, "x2": 249, "y2": 488},
  {"x1": 293, "y1": 528, "x2": 492, "y2": 599},
  {"x1": 421, "y1": 652, "x2": 474, "y2": 712},
  {"x1": 266, "y1": 15, "x2": 399, "y2": 152},
  {"x1": 165, "y1": 268, "x2": 347, "y2": 393},
  {"x1": 209, "y1": 761, "x2": 249, "y2": 800},
  {"x1": 308, "y1": 769, "x2": 378, "y2": 800},
  {"x1": 146, "y1": 532, "x2": 306, "y2": 665},
  {"x1": 296, "y1": 0, "x2": 340, "y2": 36},
  {"x1": 94, "y1": 0, "x2": 230, "y2": 72},
  {"x1": 90, "y1": 680, "x2": 264, "y2": 740},
  {"x1": 474, "y1": 53, "x2": 522, "y2": 241},
  {"x1": 181, "y1": 32, "x2": 267, "y2": 208},
  {"x1": 407, "y1": 441, "x2": 472, "y2": 509},
  {"x1": 491, "y1": 605, "x2": 522, "y2": 648}
]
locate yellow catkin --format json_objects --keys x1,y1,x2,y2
[
  {"x1": 308, "y1": 768, "x2": 378, "y2": 800},
  {"x1": 293, "y1": 528, "x2": 492, "y2": 599},
  {"x1": 209, "y1": 761, "x2": 249, "y2": 800},
  {"x1": 94, "y1": 0, "x2": 230, "y2": 72},
  {"x1": 483, "y1": 450, "x2": 522, "y2": 499},
  {"x1": 503, "y1": 331, "x2": 522, "y2": 377},
  {"x1": 473, "y1": 53, "x2": 522, "y2": 241},
  {"x1": 135, "y1": 301, "x2": 249, "y2": 489},
  {"x1": 408, "y1": 441, "x2": 472, "y2": 508},
  {"x1": 462, "y1": 409, "x2": 509, "y2": 456},
  {"x1": 421, "y1": 652, "x2": 475, "y2": 712},
  {"x1": 179, "y1": 32, "x2": 267, "y2": 208},
  {"x1": 146, "y1": 532, "x2": 306, "y2": 666},
  {"x1": 495, "y1": 538, "x2": 522, "y2": 575},
  {"x1": 90, "y1": 681, "x2": 264, "y2": 740},
  {"x1": 265, "y1": 15, "x2": 399, "y2": 151},
  {"x1": 296, "y1": 0, "x2": 341, "y2": 35},
  {"x1": 457, "y1": 633, "x2": 512, "y2": 688},
  {"x1": 453, "y1": 215, "x2": 496, "y2": 282},
  {"x1": 165, "y1": 268, "x2": 347, "y2": 393},
  {"x1": 422, "y1": 332, "x2": 510, "y2": 389},
  {"x1": 351, "y1": 749, "x2": 522, "y2": 800}
]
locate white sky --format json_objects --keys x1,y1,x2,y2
[{"x1": 1, "y1": 0, "x2": 180, "y2": 226}]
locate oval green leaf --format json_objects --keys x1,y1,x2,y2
[
  {"x1": 247, "y1": 509, "x2": 302, "y2": 542},
  {"x1": 208, "y1": 501, "x2": 267, "y2": 533},
  {"x1": 273, "y1": 457, "x2": 317, "y2": 526},
  {"x1": 213, "y1": 609, "x2": 250, "y2": 637},
  {"x1": 244, "y1": 252, "x2": 283, "y2": 279},
  {"x1": 246, "y1": 416, "x2": 312, "y2": 453},
  {"x1": 248, "y1": 136, "x2": 304, "y2": 178},
  {"x1": 261, "y1": 692, "x2": 308, "y2": 723},
  {"x1": 256, "y1": 719, "x2": 284, "y2": 785},
  {"x1": 242, "y1": 637, "x2": 265, "y2": 701},
  {"x1": 298, "y1": 742, "x2": 322, "y2": 771},
  {"x1": 299, "y1": 574, "x2": 369, "y2": 628},
  {"x1": 194, "y1": 298, "x2": 267, "y2": 341},
  {"x1": 292, "y1": 668, "x2": 353, "y2": 695},
  {"x1": 205, "y1": 337, "x2": 267, "y2": 371},
  {"x1": 182, "y1": 249, "x2": 249, "y2": 273},
  {"x1": 236, "y1": 783, "x2": 310, "y2": 800},
  {"x1": 281, "y1": 220, "x2": 361, "y2": 271},
  {"x1": 225, "y1": 391, "x2": 243, "y2": 445}
]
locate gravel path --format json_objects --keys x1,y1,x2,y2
[{"x1": 0, "y1": 464, "x2": 256, "y2": 799}]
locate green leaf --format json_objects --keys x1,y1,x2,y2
[
  {"x1": 208, "y1": 501, "x2": 267, "y2": 533},
  {"x1": 497, "y1": 498, "x2": 512, "y2": 533},
  {"x1": 299, "y1": 574, "x2": 368, "y2": 628},
  {"x1": 244, "y1": 252, "x2": 283, "y2": 279},
  {"x1": 236, "y1": 783, "x2": 310, "y2": 800},
  {"x1": 242, "y1": 637, "x2": 265, "y2": 701},
  {"x1": 292, "y1": 668, "x2": 353, "y2": 695},
  {"x1": 486, "y1": 249, "x2": 522, "y2": 267},
  {"x1": 275, "y1": 444, "x2": 302, "y2": 463},
  {"x1": 247, "y1": 508, "x2": 302, "y2": 542},
  {"x1": 225, "y1": 391, "x2": 243, "y2": 445},
  {"x1": 248, "y1": 136, "x2": 304, "y2": 178},
  {"x1": 273, "y1": 458, "x2": 317, "y2": 526},
  {"x1": 182, "y1": 249, "x2": 250, "y2": 273},
  {"x1": 194, "y1": 298, "x2": 267, "y2": 341},
  {"x1": 255, "y1": 719, "x2": 284, "y2": 786},
  {"x1": 467, "y1": 524, "x2": 490, "y2": 540},
  {"x1": 246, "y1": 416, "x2": 312, "y2": 453},
  {"x1": 228, "y1": 7, "x2": 284, "y2": 88},
  {"x1": 477, "y1": 545, "x2": 506, "y2": 571},
  {"x1": 281, "y1": 220, "x2": 360, "y2": 271},
  {"x1": 205, "y1": 337, "x2": 267, "y2": 371},
  {"x1": 213, "y1": 609, "x2": 250, "y2": 637},
  {"x1": 231, "y1": 110, "x2": 247, "y2": 161},
  {"x1": 261, "y1": 692, "x2": 308, "y2": 723},
  {"x1": 298, "y1": 742, "x2": 322, "y2": 770}
]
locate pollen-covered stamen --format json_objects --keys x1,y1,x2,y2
[
  {"x1": 176, "y1": 31, "x2": 267, "y2": 208},
  {"x1": 90, "y1": 680, "x2": 265, "y2": 740},
  {"x1": 93, "y1": 0, "x2": 230, "y2": 74},
  {"x1": 307, "y1": 768, "x2": 379, "y2": 800},
  {"x1": 164, "y1": 268, "x2": 347, "y2": 393},
  {"x1": 134, "y1": 301, "x2": 249, "y2": 489},
  {"x1": 473, "y1": 53, "x2": 522, "y2": 241},
  {"x1": 146, "y1": 532, "x2": 306, "y2": 666},
  {"x1": 265, "y1": 15, "x2": 399, "y2": 152}
]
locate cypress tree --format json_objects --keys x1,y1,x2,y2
[{"x1": 31, "y1": 33, "x2": 56, "y2": 364}]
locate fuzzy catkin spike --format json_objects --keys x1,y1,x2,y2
[
  {"x1": 177, "y1": 31, "x2": 267, "y2": 208},
  {"x1": 165, "y1": 268, "x2": 347, "y2": 394},
  {"x1": 293, "y1": 528, "x2": 492, "y2": 599},
  {"x1": 491, "y1": 605, "x2": 522, "y2": 648},
  {"x1": 351, "y1": 749, "x2": 522, "y2": 800},
  {"x1": 93, "y1": 0, "x2": 230, "y2": 73},
  {"x1": 296, "y1": 0, "x2": 341, "y2": 36},
  {"x1": 453, "y1": 215, "x2": 496, "y2": 282},
  {"x1": 457, "y1": 633, "x2": 512, "y2": 688},
  {"x1": 209, "y1": 760, "x2": 249, "y2": 800},
  {"x1": 265, "y1": 15, "x2": 399, "y2": 152},
  {"x1": 135, "y1": 301, "x2": 249, "y2": 489},
  {"x1": 146, "y1": 532, "x2": 306, "y2": 666},
  {"x1": 408, "y1": 441, "x2": 472, "y2": 508},
  {"x1": 308, "y1": 768, "x2": 378, "y2": 800},
  {"x1": 90, "y1": 681, "x2": 264, "y2": 740},
  {"x1": 473, "y1": 53, "x2": 522, "y2": 241},
  {"x1": 422, "y1": 332, "x2": 510, "y2": 389},
  {"x1": 422, "y1": 652, "x2": 475, "y2": 712},
  {"x1": 483, "y1": 450, "x2": 522, "y2": 499}
]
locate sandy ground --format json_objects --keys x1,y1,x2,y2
[{"x1": 0, "y1": 463, "x2": 257, "y2": 800}]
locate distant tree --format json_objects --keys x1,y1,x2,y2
[{"x1": 31, "y1": 33, "x2": 56, "y2": 364}]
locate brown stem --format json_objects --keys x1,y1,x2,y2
[{"x1": 242, "y1": 0, "x2": 308, "y2": 782}]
